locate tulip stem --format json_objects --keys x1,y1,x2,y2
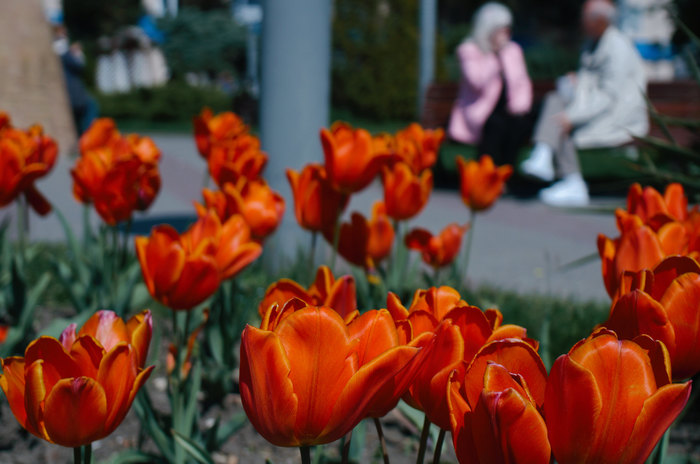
[
  {"x1": 416, "y1": 415, "x2": 430, "y2": 464},
  {"x1": 300, "y1": 446, "x2": 311, "y2": 464},
  {"x1": 433, "y1": 429, "x2": 445, "y2": 464},
  {"x1": 373, "y1": 418, "x2": 390, "y2": 464},
  {"x1": 461, "y1": 210, "x2": 476, "y2": 286},
  {"x1": 84, "y1": 443, "x2": 92, "y2": 464},
  {"x1": 73, "y1": 447, "x2": 81, "y2": 464},
  {"x1": 330, "y1": 213, "x2": 341, "y2": 273},
  {"x1": 341, "y1": 430, "x2": 352, "y2": 464},
  {"x1": 309, "y1": 232, "x2": 317, "y2": 272},
  {"x1": 15, "y1": 196, "x2": 27, "y2": 267}
]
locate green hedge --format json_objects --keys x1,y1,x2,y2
[
  {"x1": 95, "y1": 81, "x2": 231, "y2": 122},
  {"x1": 332, "y1": 0, "x2": 420, "y2": 120}
]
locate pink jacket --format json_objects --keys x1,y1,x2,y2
[{"x1": 448, "y1": 41, "x2": 533, "y2": 145}]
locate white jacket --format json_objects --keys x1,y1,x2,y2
[{"x1": 566, "y1": 27, "x2": 649, "y2": 148}]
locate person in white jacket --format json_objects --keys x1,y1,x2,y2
[{"x1": 521, "y1": 0, "x2": 649, "y2": 206}]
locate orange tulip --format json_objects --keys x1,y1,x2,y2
[
  {"x1": 196, "y1": 178, "x2": 285, "y2": 241},
  {"x1": 393, "y1": 123, "x2": 444, "y2": 173},
  {"x1": 193, "y1": 108, "x2": 248, "y2": 159},
  {"x1": 598, "y1": 183, "x2": 699, "y2": 297},
  {"x1": 135, "y1": 211, "x2": 262, "y2": 310},
  {"x1": 286, "y1": 164, "x2": 349, "y2": 233},
  {"x1": 603, "y1": 255, "x2": 700, "y2": 380},
  {"x1": 78, "y1": 118, "x2": 121, "y2": 154},
  {"x1": 207, "y1": 134, "x2": 268, "y2": 187},
  {"x1": 545, "y1": 329, "x2": 691, "y2": 464},
  {"x1": 457, "y1": 155, "x2": 512, "y2": 211},
  {"x1": 72, "y1": 122, "x2": 162, "y2": 225},
  {"x1": 405, "y1": 223, "x2": 469, "y2": 268},
  {"x1": 387, "y1": 286, "x2": 533, "y2": 430},
  {"x1": 597, "y1": 210, "x2": 684, "y2": 297},
  {"x1": 0, "y1": 117, "x2": 58, "y2": 215},
  {"x1": 0, "y1": 310, "x2": 153, "y2": 448},
  {"x1": 626, "y1": 182, "x2": 688, "y2": 224},
  {"x1": 382, "y1": 161, "x2": 433, "y2": 220},
  {"x1": 259, "y1": 265, "x2": 357, "y2": 319},
  {"x1": 448, "y1": 351, "x2": 550, "y2": 464},
  {"x1": 321, "y1": 122, "x2": 392, "y2": 193},
  {"x1": 239, "y1": 304, "x2": 425, "y2": 447},
  {"x1": 325, "y1": 202, "x2": 394, "y2": 270}
]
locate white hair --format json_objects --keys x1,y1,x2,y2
[
  {"x1": 585, "y1": 0, "x2": 617, "y2": 23},
  {"x1": 471, "y1": 2, "x2": 513, "y2": 52}
]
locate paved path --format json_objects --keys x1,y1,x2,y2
[{"x1": 1, "y1": 133, "x2": 621, "y2": 302}]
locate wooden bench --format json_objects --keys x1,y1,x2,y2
[
  {"x1": 426, "y1": 80, "x2": 700, "y2": 194},
  {"x1": 421, "y1": 80, "x2": 700, "y2": 146}
]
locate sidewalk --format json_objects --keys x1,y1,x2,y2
[{"x1": 1, "y1": 133, "x2": 621, "y2": 302}]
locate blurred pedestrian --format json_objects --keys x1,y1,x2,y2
[
  {"x1": 53, "y1": 25, "x2": 98, "y2": 135},
  {"x1": 448, "y1": 2, "x2": 533, "y2": 166},
  {"x1": 521, "y1": 0, "x2": 649, "y2": 206}
]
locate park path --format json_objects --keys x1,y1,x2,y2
[{"x1": 1, "y1": 133, "x2": 620, "y2": 302}]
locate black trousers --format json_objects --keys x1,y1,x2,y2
[{"x1": 477, "y1": 106, "x2": 535, "y2": 166}]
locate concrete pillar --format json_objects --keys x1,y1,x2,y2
[
  {"x1": 260, "y1": 0, "x2": 332, "y2": 197},
  {"x1": 259, "y1": 0, "x2": 332, "y2": 255},
  {"x1": 418, "y1": 0, "x2": 437, "y2": 114}
]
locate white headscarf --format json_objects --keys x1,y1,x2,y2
[{"x1": 471, "y1": 2, "x2": 513, "y2": 52}]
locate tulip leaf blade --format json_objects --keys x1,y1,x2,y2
[
  {"x1": 172, "y1": 429, "x2": 215, "y2": 464},
  {"x1": 105, "y1": 449, "x2": 167, "y2": 464}
]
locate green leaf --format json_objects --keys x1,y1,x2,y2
[
  {"x1": 134, "y1": 391, "x2": 175, "y2": 461},
  {"x1": 213, "y1": 412, "x2": 247, "y2": 449},
  {"x1": 104, "y1": 450, "x2": 166, "y2": 464},
  {"x1": 52, "y1": 204, "x2": 89, "y2": 284},
  {"x1": 172, "y1": 430, "x2": 215, "y2": 464}
]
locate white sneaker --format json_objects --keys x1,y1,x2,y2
[
  {"x1": 539, "y1": 173, "x2": 590, "y2": 207},
  {"x1": 521, "y1": 143, "x2": 555, "y2": 182}
]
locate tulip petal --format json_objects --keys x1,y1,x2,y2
[
  {"x1": 473, "y1": 388, "x2": 550, "y2": 464},
  {"x1": 545, "y1": 355, "x2": 601, "y2": 463},
  {"x1": 68, "y1": 336, "x2": 105, "y2": 379},
  {"x1": 239, "y1": 325, "x2": 299, "y2": 446},
  {"x1": 97, "y1": 343, "x2": 137, "y2": 432},
  {"x1": 24, "y1": 337, "x2": 81, "y2": 389},
  {"x1": 322, "y1": 345, "x2": 421, "y2": 442},
  {"x1": 659, "y1": 272, "x2": 700, "y2": 379},
  {"x1": 464, "y1": 339, "x2": 547, "y2": 409},
  {"x1": 166, "y1": 256, "x2": 220, "y2": 309},
  {"x1": 126, "y1": 310, "x2": 153, "y2": 368},
  {"x1": 43, "y1": 377, "x2": 107, "y2": 447},
  {"x1": 275, "y1": 307, "x2": 357, "y2": 444},
  {"x1": 79, "y1": 310, "x2": 128, "y2": 352},
  {"x1": 621, "y1": 382, "x2": 692, "y2": 464},
  {"x1": 347, "y1": 309, "x2": 398, "y2": 366},
  {"x1": 0, "y1": 357, "x2": 29, "y2": 434}
]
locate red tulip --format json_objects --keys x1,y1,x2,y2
[
  {"x1": 457, "y1": 155, "x2": 512, "y2": 211},
  {"x1": 321, "y1": 122, "x2": 392, "y2": 193},
  {"x1": 626, "y1": 182, "x2": 688, "y2": 224},
  {"x1": 382, "y1": 161, "x2": 433, "y2": 220},
  {"x1": 259, "y1": 265, "x2": 357, "y2": 319},
  {"x1": 387, "y1": 286, "x2": 533, "y2": 430},
  {"x1": 72, "y1": 120, "x2": 162, "y2": 225},
  {"x1": 598, "y1": 210, "x2": 683, "y2": 297},
  {"x1": 0, "y1": 116, "x2": 58, "y2": 215},
  {"x1": 193, "y1": 108, "x2": 248, "y2": 159},
  {"x1": 325, "y1": 202, "x2": 394, "y2": 270},
  {"x1": 393, "y1": 123, "x2": 444, "y2": 173},
  {"x1": 135, "y1": 211, "x2": 262, "y2": 310},
  {"x1": 448, "y1": 348, "x2": 550, "y2": 464},
  {"x1": 0, "y1": 310, "x2": 153, "y2": 448},
  {"x1": 196, "y1": 179, "x2": 285, "y2": 241},
  {"x1": 239, "y1": 304, "x2": 425, "y2": 447},
  {"x1": 405, "y1": 223, "x2": 469, "y2": 268},
  {"x1": 207, "y1": 134, "x2": 268, "y2": 187},
  {"x1": 545, "y1": 329, "x2": 691, "y2": 464},
  {"x1": 287, "y1": 163, "x2": 349, "y2": 233},
  {"x1": 604, "y1": 255, "x2": 700, "y2": 380}
]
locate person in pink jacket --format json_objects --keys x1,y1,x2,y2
[{"x1": 448, "y1": 2, "x2": 533, "y2": 165}]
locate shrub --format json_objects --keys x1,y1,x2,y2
[
  {"x1": 332, "y1": 0, "x2": 420, "y2": 120},
  {"x1": 96, "y1": 81, "x2": 232, "y2": 122}
]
